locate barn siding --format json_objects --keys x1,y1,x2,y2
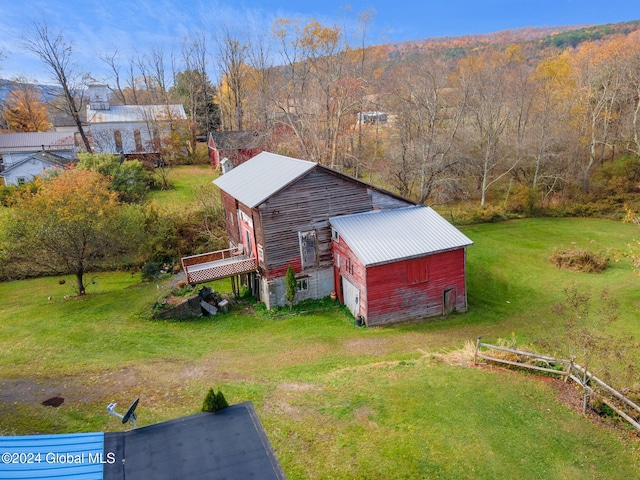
[
  {"x1": 254, "y1": 205, "x2": 266, "y2": 271},
  {"x1": 332, "y1": 236, "x2": 367, "y2": 318},
  {"x1": 260, "y1": 168, "x2": 374, "y2": 280},
  {"x1": 221, "y1": 191, "x2": 241, "y2": 246},
  {"x1": 366, "y1": 249, "x2": 468, "y2": 326},
  {"x1": 368, "y1": 189, "x2": 412, "y2": 210}
]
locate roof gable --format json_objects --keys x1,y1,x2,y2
[
  {"x1": 213, "y1": 151, "x2": 317, "y2": 208},
  {"x1": 213, "y1": 151, "x2": 413, "y2": 210},
  {"x1": 0, "y1": 151, "x2": 70, "y2": 175},
  {"x1": 330, "y1": 206, "x2": 473, "y2": 266}
]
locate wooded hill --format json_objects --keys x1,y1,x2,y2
[{"x1": 4, "y1": 17, "x2": 640, "y2": 217}]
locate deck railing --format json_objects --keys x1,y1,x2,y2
[
  {"x1": 181, "y1": 247, "x2": 241, "y2": 269},
  {"x1": 181, "y1": 246, "x2": 257, "y2": 284}
]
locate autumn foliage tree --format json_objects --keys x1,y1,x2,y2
[
  {"x1": 2, "y1": 82, "x2": 50, "y2": 132},
  {"x1": 0, "y1": 169, "x2": 143, "y2": 294}
]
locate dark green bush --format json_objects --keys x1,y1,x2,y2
[
  {"x1": 202, "y1": 388, "x2": 229, "y2": 412},
  {"x1": 141, "y1": 262, "x2": 161, "y2": 282}
]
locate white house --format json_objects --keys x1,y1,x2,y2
[
  {"x1": 0, "y1": 132, "x2": 77, "y2": 169},
  {"x1": 0, "y1": 151, "x2": 71, "y2": 186},
  {"x1": 86, "y1": 83, "x2": 187, "y2": 155}
]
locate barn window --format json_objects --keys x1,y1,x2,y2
[
  {"x1": 114, "y1": 130, "x2": 123, "y2": 152},
  {"x1": 407, "y1": 257, "x2": 429, "y2": 284},
  {"x1": 229, "y1": 211, "x2": 234, "y2": 226},
  {"x1": 344, "y1": 257, "x2": 354, "y2": 275},
  {"x1": 296, "y1": 278, "x2": 309, "y2": 291},
  {"x1": 134, "y1": 130, "x2": 143, "y2": 151},
  {"x1": 16, "y1": 177, "x2": 26, "y2": 185},
  {"x1": 331, "y1": 228, "x2": 340, "y2": 242},
  {"x1": 299, "y1": 230, "x2": 317, "y2": 269},
  {"x1": 258, "y1": 244, "x2": 264, "y2": 262}
]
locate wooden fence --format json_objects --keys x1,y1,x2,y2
[{"x1": 474, "y1": 336, "x2": 640, "y2": 432}]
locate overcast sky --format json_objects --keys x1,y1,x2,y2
[{"x1": 0, "y1": 0, "x2": 637, "y2": 83}]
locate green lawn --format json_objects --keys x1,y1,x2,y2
[
  {"x1": 146, "y1": 164, "x2": 219, "y2": 207},
  {"x1": 1, "y1": 218, "x2": 639, "y2": 479}
]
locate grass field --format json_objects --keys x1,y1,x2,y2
[
  {"x1": 1, "y1": 217, "x2": 640, "y2": 479},
  {"x1": 146, "y1": 163, "x2": 219, "y2": 208}
]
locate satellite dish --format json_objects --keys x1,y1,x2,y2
[
  {"x1": 106, "y1": 397, "x2": 140, "y2": 429},
  {"x1": 122, "y1": 398, "x2": 139, "y2": 425}
]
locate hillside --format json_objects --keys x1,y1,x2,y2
[
  {"x1": 0, "y1": 79, "x2": 61, "y2": 103},
  {"x1": 381, "y1": 20, "x2": 640, "y2": 60}
]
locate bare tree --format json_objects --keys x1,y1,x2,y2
[
  {"x1": 247, "y1": 32, "x2": 275, "y2": 129},
  {"x1": 455, "y1": 47, "x2": 522, "y2": 207},
  {"x1": 389, "y1": 54, "x2": 467, "y2": 204},
  {"x1": 176, "y1": 33, "x2": 219, "y2": 139},
  {"x1": 22, "y1": 21, "x2": 93, "y2": 153},
  {"x1": 99, "y1": 49, "x2": 127, "y2": 105},
  {"x1": 216, "y1": 29, "x2": 250, "y2": 131}
]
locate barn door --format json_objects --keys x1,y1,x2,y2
[
  {"x1": 342, "y1": 277, "x2": 360, "y2": 318},
  {"x1": 443, "y1": 288, "x2": 457, "y2": 315}
]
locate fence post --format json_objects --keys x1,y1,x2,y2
[
  {"x1": 564, "y1": 357, "x2": 574, "y2": 383},
  {"x1": 474, "y1": 336, "x2": 481, "y2": 365}
]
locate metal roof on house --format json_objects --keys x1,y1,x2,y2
[
  {"x1": 213, "y1": 151, "x2": 317, "y2": 208},
  {"x1": 0, "y1": 132, "x2": 76, "y2": 154},
  {"x1": 86, "y1": 105, "x2": 187, "y2": 124},
  {"x1": 330, "y1": 206, "x2": 473, "y2": 266},
  {"x1": 0, "y1": 432, "x2": 104, "y2": 479}
]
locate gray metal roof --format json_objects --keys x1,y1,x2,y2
[
  {"x1": 330, "y1": 206, "x2": 473, "y2": 266},
  {"x1": 87, "y1": 104, "x2": 187, "y2": 123},
  {"x1": 213, "y1": 151, "x2": 317, "y2": 208},
  {"x1": 0, "y1": 132, "x2": 76, "y2": 153}
]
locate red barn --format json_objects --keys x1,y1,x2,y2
[
  {"x1": 181, "y1": 152, "x2": 473, "y2": 325},
  {"x1": 330, "y1": 206, "x2": 473, "y2": 326}
]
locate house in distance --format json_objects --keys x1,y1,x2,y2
[
  {"x1": 181, "y1": 151, "x2": 473, "y2": 326},
  {"x1": 0, "y1": 132, "x2": 77, "y2": 186}
]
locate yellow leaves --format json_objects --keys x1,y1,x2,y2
[
  {"x1": 14, "y1": 169, "x2": 120, "y2": 225},
  {"x1": 535, "y1": 52, "x2": 573, "y2": 86},
  {"x1": 2, "y1": 86, "x2": 50, "y2": 132},
  {"x1": 302, "y1": 21, "x2": 341, "y2": 51},
  {"x1": 272, "y1": 17, "x2": 341, "y2": 55}
]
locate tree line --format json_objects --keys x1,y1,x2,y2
[{"x1": 2, "y1": 17, "x2": 640, "y2": 211}]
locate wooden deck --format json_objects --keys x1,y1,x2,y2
[{"x1": 181, "y1": 247, "x2": 257, "y2": 284}]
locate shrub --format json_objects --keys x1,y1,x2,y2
[
  {"x1": 285, "y1": 265, "x2": 297, "y2": 310},
  {"x1": 202, "y1": 388, "x2": 229, "y2": 412},
  {"x1": 141, "y1": 261, "x2": 161, "y2": 282},
  {"x1": 77, "y1": 153, "x2": 153, "y2": 203}
]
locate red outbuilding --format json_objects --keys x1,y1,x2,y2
[{"x1": 330, "y1": 206, "x2": 473, "y2": 326}]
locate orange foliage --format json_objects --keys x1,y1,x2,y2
[{"x1": 3, "y1": 87, "x2": 50, "y2": 132}]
